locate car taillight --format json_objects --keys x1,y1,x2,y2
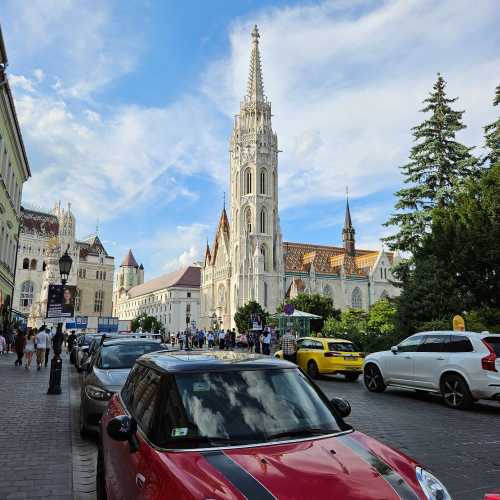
[
  {"x1": 325, "y1": 352, "x2": 342, "y2": 357},
  {"x1": 481, "y1": 340, "x2": 498, "y2": 372}
]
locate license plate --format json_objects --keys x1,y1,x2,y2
[{"x1": 344, "y1": 356, "x2": 358, "y2": 360}]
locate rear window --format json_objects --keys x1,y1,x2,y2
[
  {"x1": 99, "y1": 342, "x2": 163, "y2": 369},
  {"x1": 328, "y1": 342, "x2": 357, "y2": 352},
  {"x1": 484, "y1": 337, "x2": 500, "y2": 356},
  {"x1": 447, "y1": 336, "x2": 473, "y2": 353}
]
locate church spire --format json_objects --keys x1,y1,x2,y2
[
  {"x1": 246, "y1": 25, "x2": 265, "y2": 103},
  {"x1": 343, "y1": 188, "x2": 355, "y2": 256}
]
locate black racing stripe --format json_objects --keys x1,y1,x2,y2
[
  {"x1": 338, "y1": 435, "x2": 419, "y2": 500},
  {"x1": 201, "y1": 450, "x2": 276, "y2": 500}
]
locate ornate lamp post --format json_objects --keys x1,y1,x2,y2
[{"x1": 47, "y1": 246, "x2": 73, "y2": 395}]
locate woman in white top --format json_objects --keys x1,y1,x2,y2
[{"x1": 24, "y1": 331, "x2": 36, "y2": 370}]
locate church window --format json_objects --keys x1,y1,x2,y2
[
  {"x1": 260, "y1": 169, "x2": 266, "y2": 194},
  {"x1": 245, "y1": 207, "x2": 252, "y2": 233},
  {"x1": 384, "y1": 268, "x2": 387, "y2": 279},
  {"x1": 22, "y1": 258, "x2": 29, "y2": 269},
  {"x1": 264, "y1": 281, "x2": 268, "y2": 307},
  {"x1": 75, "y1": 289, "x2": 81, "y2": 312},
  {"x1": 94, "y1": 290, "x2": 104, "y2": 313},
  {"x1": 260, "y1": 209, "x2": 266, "y2": 233},
  {"x1": 30, "y1": 259, "x2": 37, "y2": 270},
  {"x1": 351, "y1": 287, "x2": 362, "y2": 309},
  {"x1": 260, "y1": 245, "x2": 268, "y2": 272},
  {"x1": 42, "y1": 261, "x2": 47, "y2": 271},
  {"x1": 245, "y1": 169, "x2": 252, "y2": 194},
  {"x1": 380, "y1": 268, "x2": 383, "y2": 279},
  {"x1": 20, "y1": 280, "x2": 34, "y2": 308}
]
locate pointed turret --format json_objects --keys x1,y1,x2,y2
[
  {"x1": 121, "y1": 249, "x2": 138, "y2": 268},
  {"x1": 246, "y1": 25, "x2": 265, "y2": 103},
  {"x1": 342, "y1": 191, "x2": 355, "y2": 257}
]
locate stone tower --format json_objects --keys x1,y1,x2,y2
[
  {"x1": 116, "y1": 249, "x2": 143, "y2": 291},
  {"x1": 229, "y1": 25, "x2": 284, "y2": 314},
  {"x1": 342, "y1": 193, "x2": 357, "y2": 275}
]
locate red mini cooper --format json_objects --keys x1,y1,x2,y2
[{"x1": 98, "y1": 351, "x2": 451, "y2": 500}]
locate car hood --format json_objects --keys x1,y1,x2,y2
[
  {"x1": 162, "y1": 431, "x2": 425, "y2": 500},
  {"x1": 93, "y1": 367, "x2": 131, "y2": 392}
]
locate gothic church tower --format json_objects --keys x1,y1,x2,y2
[{"x1": 229, "y1": 25, "x2": 284, "y2": 315}]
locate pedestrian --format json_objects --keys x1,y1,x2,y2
[
  {"x1": 0, "y1": 332, "x2": 6, "y2": 355},
  {"x1": 35, "y1": 327, "x2": 49, "y2": 371},
  {"x1": 218, "y1": 329, "x2": 226, "y2": 350},
  {"x1": 262, "y1": 329, "x2": 271, "y2": 355},
  {"x1": 207, "y1": 331, "x2": 214, "y2": 349},
  {"x1": 14, "y1": 329, "x2": 26, "y2": 367},
  {"x1": 44, "y1": 328, "x2": 53, "y2": 367},
  {"x1": 281, "y1": 329, "x2": 297, "y2": 364},
  {"x1": 247, "y1": 331, "x2": 254, "y2": 352},
  {"x1": 24, "y1": 331, "x2": 36, "y2": 369},
  {"x1": 67, "y1": 330, "x2": 77, "y2": 353},
  {"x1": 254, "y1": 331, "x2": 262, "y2": 354},
  {"x1": 198, "y1": 329, "x2": 205, "y2": 348},
  {"x1": 179, "y1": 331, "x2": 185, "y2": 350},
  {"x1": 4, "y1": 328, "x2": 13, "y2": 354},
  {"x1": 230, "y1": 329, "x2": 236, "y2": 349}
]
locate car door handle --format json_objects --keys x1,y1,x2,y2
[
  {"x1": 436, "y1": 357, "x2": 445, "y2": 361},
  {"x1": 136, "y1": 473, "x2": 146, "y2": 489},
  {"x1": 404, "y1": 356, "x2": 412, "y2": 359}
]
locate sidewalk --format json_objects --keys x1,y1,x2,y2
[{"x1": 0, "y1": 352, "x2": 73, "y2": 500}]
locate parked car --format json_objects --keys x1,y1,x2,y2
[
  {"x1": 363, "y1": 331, "x2": 500, "y2": 409},
  {"x1": 80, "y1": 338, "x2": 167, "y2": 436},
  {"x1": 275, "y1": 337, "x2": 364, "y2": 380},
  {"x1": 74, "y1": 334, "x2": 103, "y2": 372},
  {"x1": 98, "y1": 351, "x2": 451, "y2": 500}
]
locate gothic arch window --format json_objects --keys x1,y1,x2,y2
[
  {"x1": 42, "y1": 261, "x2": 47, "y2": 271},
  {"x1": 352, "y1": 287, "x2": 362, "y2": 309},
  {"x1": 245, "y1": 207, "x2": 252, "y2": 233},
  {"x1": 20, "y1": 281, "x2": 34, "y2": 308},
  {"x1": 94, "y1": 290, "x2": 104, "y2": 313},
  {"x1": 264, "y1": 281, "x2": 268, "y2": 307},
  {"x1": 30, "y1": 259, "x2": 37, "y2": 270},
  {"x1": 260, "y1": 244, "x2": 268, "y2": 272},
  {"x1": 260, "y1": 208, "x2": 266, "y2": 234},
  {"x1": 22, "y1": 258, "x2": 29, "y2": 269},
  {"x1": 259, "y1": 169, "x2": 266, "y2": 194},
  {"x1": 245, "y1": 168, "x2": 252, "y2": 194}
]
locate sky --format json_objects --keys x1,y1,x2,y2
[{"x1": 2, "y1": 0, "x2": 499, "y2": 280}]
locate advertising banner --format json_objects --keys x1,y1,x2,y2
[
  {"x1": 46, "y1": 284, "x2": 76, "y2": 318},
  {"x1": 250, "y1": 313, "x2": 262, "y2": 331},
  {"x1": 66, "y1": 316, "x2": 88, "y2": 330},
  {"x1": 98, "y1": 317, "x2": 119, "y2": 333}
]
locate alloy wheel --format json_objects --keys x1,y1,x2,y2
[{"x1": 364, "y1": 365, "x2": 386, "y2": 392}]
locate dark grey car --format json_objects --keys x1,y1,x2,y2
[{"x1": 79, "y1": 338, "x2": 166, "y2": 436}]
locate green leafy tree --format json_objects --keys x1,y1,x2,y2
[
  {"x1": 234, "y1": 301, "x2": 268, "y2": 334},
  {"x1": 384, "y1": 73, "x2": 478, "y2": 255},
  {"x1": 131, "y1": 313, "x2": 162, "y2": 333},
  {"x1": 280, "y1": 293, "x2": 340, "y2": 333},
  {"x1": 367, "y1": 299, "x2": 397, "y2": 336},
  {"x1": 483, "y1": 83, "x2": 500, "y2": 167}
]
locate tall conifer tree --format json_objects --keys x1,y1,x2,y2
[
  {"x1": 483, "y1": 83, "x2": 500, "y2": 166},
  {"x1": 384, "y1": 74, "x2": 477, "y2": 254}
]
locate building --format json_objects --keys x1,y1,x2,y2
[
  {"x1": 13, "y1": 202, "x2": 115, "y2": 327},
  {"x1": 0, "y1": 27, "x2": 31, "y2": 330},
  {"x1": 112, "y1": 249, "x2": 201, "y2": 334},
  {"x1": 201, "y1": 26, "x2": 284, "y2": 330},
  {"x1": 201, "y1": 26, "x2": 399, "y2": 329}
]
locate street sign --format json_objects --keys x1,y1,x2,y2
[{"x1": 453, "y1": 315, "x2": 465, "y2": 331}]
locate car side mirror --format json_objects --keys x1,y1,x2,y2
[
  {"x1": 107, "y1": 415, "x2": 139, "y2": 453},
  {"x1": 391, "y1": 346, "x2": 398, "y2": 354},
  {"x1": 330, "y1": 397, "x2": 351, "y2": 418}
]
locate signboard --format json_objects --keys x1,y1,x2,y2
[
  {"x1": 98, "y1": 317, "x2": 119, "y2": 333},
  {"x1": 65, "y1": 316, "x2": 88, "y2": 330},
  {"x1": 250, "y1": 313, "x2": 262, "y2": 331},
  {"x1": 46, "y1": 284, "x2": 76, "y2": 318},
  {"x1": 453, "y1": 315, "x2": 465, "y2": 332}
]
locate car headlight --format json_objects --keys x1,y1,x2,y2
[
  {"x1": 416, "y1": 467, "x2": 452, "y2": 500},
  {"x1": 85, "y1": 384, "x2": 112, "y2": 401}
]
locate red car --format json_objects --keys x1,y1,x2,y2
[{"x1": 97, "y1": 351, "x2": 451, "y2": 500}]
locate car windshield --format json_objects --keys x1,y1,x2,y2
[
  {"x1": 99, "y1": 343, "x2": 163, "y2": 369},
  {"x1": 157, "y1": 368, "x2": 343, "y2": 449},
  {"x1": 328, "y1": 342, "x2": 357, "y2": 352}
]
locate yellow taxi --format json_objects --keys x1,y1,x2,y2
[{"x1": 275, "y1": 337, "x2": 364, "y2": 380}]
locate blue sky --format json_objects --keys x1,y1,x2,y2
[{"x1": 2, "y1": 0, "x2": 499, "y2": 279}]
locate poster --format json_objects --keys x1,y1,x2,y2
[
  {"x1": 250, "y1": 313, "x2": 262, "y2": 331},
  {"x1": 46, "y1": 284, "x2": 76, "y2": 318}
]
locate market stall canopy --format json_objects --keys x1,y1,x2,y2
[{"x1": 271, "y1": 310, "x2": 322, "y2": 319}]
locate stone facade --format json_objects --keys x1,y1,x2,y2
[
  {"x1": 201, "y1": 26, "x2": 284, "y2": 330},
  {"x1": 0, "y1": 31, "x2": 31, "y2": 329},
  {"x1": 113, "y1": 251, "x2": 200, "y2": 334},
  {"x1": 13, "y1": 203, "x2": 114, "y2": 327}
]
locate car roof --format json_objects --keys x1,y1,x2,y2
[
  {"x1": 102, "y1": 338, "x2": 162, "y2": 347},
  {"x1": 300, "y1": 337, "x2": 353, "y2": 343},
  {"x1": 138, "y1": 350, "x2": 294, "y2": 373},
  {"x1": 414, "y1": 331, "x2": 499, "y2": 337}
]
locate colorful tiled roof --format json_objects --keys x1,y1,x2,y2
[{"x1": 21, "y1": 209, "x2": 59, "y2": 238}]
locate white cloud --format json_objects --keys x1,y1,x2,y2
[
  {"x1": 33, "y1": 69, "x2": 44, "y2": 82},
  {"x1": 9, "y1": 74, "x2": 35, "y2": 92}
]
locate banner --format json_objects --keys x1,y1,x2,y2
[
  {"x1": 66, "y1": 316, "x2": 88, "y2": 330},
  {"x1": 46, "y1": 284, "x2": 76, "y2": 318},
  {"x1": 250, "y1": 313, "x2": 262, "y2": 331},
  {"x1": 98, "y1": 317, "x2": 119, "y2": 333}
]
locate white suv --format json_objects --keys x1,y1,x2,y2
[{"x1": 363, "y1": 331, "x2": 500, "y2": 410}]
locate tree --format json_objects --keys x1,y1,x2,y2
[
  {"x1": 131, "y1": 313, "x2": 162, "y2": 333},
  {"x1": 367, "y1": 299, "x2": 397, "y2": 336},
  {"x1": 234, "y1": 301, "x2": 268, "y2": 334},
  {"x1": 483, "y1": 83, "x2": 500, "y2": 167},
  {"x1": 280, "y1": 293, "x2": 340, "y2": 332},
  {"x1": 384, "y1": 74, "x2": 478, "y2": 255}
]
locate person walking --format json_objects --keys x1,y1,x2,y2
[
  {"x1": 207, "y1": 331, "x2": 214, "y2": 349},
  {"x1": 0, "y1": 332, "x2": 6, "y2": 355},
  {"x1": 67, "y1": 330, "x2": 77, "y2": 354},
  {"x1": 24, "y1": 331, "x2": 36, "y2": 369},
  {"x1": 44, "y1": 328, "x2": 53, "y2": 367},
  {"x1": 4, "y1": 328, "x2": 13, "y2": 354},
  {"x1": 247, "y1": 331, "x2": 254, "y2": 353},
  {"x1": 35, "y1": 328, "x2": 49, "y2": 371},
  {"x1": 179, "y1": 331, "x2": 185, "y2": 350},
  {"x1": 281, "y1": 329, "x2": 297, "y2": 364},
  {"x1": 218, "y1": 329, "x2": 226, "y2": 350},
  {"x1": 262, "y1": 329, "x2": 272, "y2": 355},
  {"x1": 14, "y1": 329, "x2": 26, "y2": 367}
]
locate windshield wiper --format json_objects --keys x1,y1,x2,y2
[
  {"x1": 166, "y1": 435, "x2": 260, "y2": 447},
  {"x1": 266, "y1": 428, "x2": 335, "y2": 441}
]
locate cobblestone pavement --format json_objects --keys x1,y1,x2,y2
[{"x1": 317, "y1": 374, "x2": 500, "y2": 500}]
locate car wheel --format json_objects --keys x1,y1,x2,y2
[
  {"x1": 440, "y1": 373, "x2": 473, "y2": 410},
  {"x1": 364, "y1": 364, "x2": 386, "y2": 392},
  {"x1": 79, "y1": 404, "x2": 89, "y2": 438},
  {"x1": 307, "y1": 360, "x2": 319, "y2": 379},
  {"x1": 96, "y1": 444, "x2": 107, "y2": 500},
  {"x1": 345, "y1": 373, "x2": 360, "y2": 382}
]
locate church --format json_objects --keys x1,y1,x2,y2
[{"x1": 200, "y1": 26, "x2": 399, "y2": 331}]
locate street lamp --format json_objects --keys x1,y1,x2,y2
[{"x1": 48, "y1": 245, "x2": 73, "y2": 395}]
